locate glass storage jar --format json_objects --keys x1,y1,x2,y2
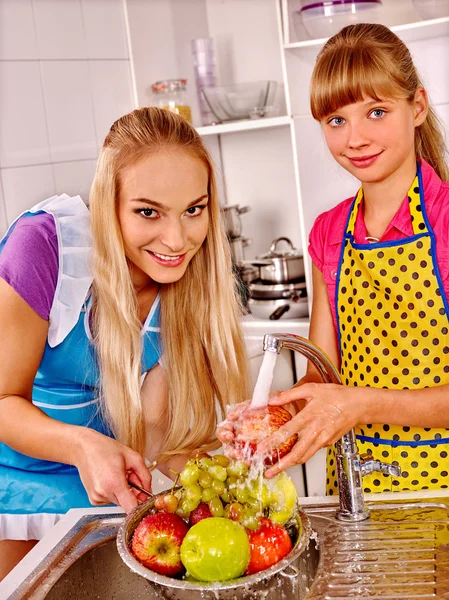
[{"x1": 151, "y1": 79, "x2": 192, "y2": 123}]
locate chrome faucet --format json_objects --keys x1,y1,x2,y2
[{"x1": 263, "y1": 333, "x2": 401, "y2": 522}]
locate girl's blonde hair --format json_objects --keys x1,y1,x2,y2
[
  {"x1": 310, "y1": 23, "x2": 448, "y2": 182},
  {"x1": 89, "y1": 107, "x2": 250, "y2": 461}
]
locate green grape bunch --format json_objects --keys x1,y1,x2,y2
[{"x1": 154, "y1": 454, "x2": 298, "y2": 531}]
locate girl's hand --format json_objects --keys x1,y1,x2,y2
[
  {"x1": 258, "y1": 383, "x2": 366, "y2": 478},
  {"x1": 70, "y1": 428, "x2": 152, "y2": 513}
]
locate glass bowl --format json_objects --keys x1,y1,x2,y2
[
  {"x1": 294, "y1": 0, "x2": 384, "y2": 40},
  {"x1": 201, "y1": 81, "x2": 277, "y2": 122}
]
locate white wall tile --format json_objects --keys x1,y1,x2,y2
[
  {"x1": 89, "y1": 60, "x2": 134, "y2": 148},
  {"x1": 53, "y1": 160, "x2": 97, "y2": 203},
  {"x1": 41, "y1": 61, "x2": 98, "y2": 162},
  {"x1": 0, "y1": 61, "x2": 51, "y2": 168},
  {"x1": 0, "y1": 0, "x2": 38, "y2": 59},
  {"x1": 0, "y1": 178, "x2": 7, "y2": 236},
  {"x1": 81, "y1": 0, "x2": 128, "y2": 59},
  {"x1": 32, "y1": 0, "x2": 86, "y2": 59},
  {"x1": 1, "y1": 164, "x2": 55, "y2": 223}
]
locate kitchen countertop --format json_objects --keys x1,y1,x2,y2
[{"x1": 3, "y1": 487, "x2": 449, "y2": 598}]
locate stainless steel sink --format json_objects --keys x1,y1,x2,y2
[{"x1": 7, "y1": 499, "x2": 449, "y2": 599}]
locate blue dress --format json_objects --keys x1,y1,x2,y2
[{"x1": 0, "y1": 194, "x2": 161, "y2": 522}]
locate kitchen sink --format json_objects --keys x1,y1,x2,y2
[{"x1": 6, "y1": 498, "x2": 449, "y2": 599}]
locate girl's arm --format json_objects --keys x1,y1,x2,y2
[{"x1": 0, "y1": 278, "x2": 151, "y2": 511}]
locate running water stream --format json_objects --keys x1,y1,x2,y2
[{"x1": 249, "y1": 350, "x2": 278, "y2": 409}]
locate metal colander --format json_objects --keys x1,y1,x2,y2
[{"x1": 116, "y1": 489, "x2": 312, "y2": 600}]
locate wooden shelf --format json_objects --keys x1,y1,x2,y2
[
  {"x1": 284, "y1": 16, "x2": 449, "y2": 49},
  {"x1": 196, "y1": 115, "x2": 292, "y2": 136}
]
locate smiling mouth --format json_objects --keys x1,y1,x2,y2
[
  {"x1": 347, "y1": 151, "x2": 383, "y2": 162},
  {"x1": 145, "y1": 250, "x2": 187, "y2": 266},
  {"x1": 151, "y1": 251, "x2": 182, "y2": 262}
]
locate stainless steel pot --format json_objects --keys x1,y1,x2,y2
[
  {"x1": 228, "y1": 235, "x2": 251, "y2": 264},
  {"x1": 221, "y1": 204, "x2": 251, "y2": 239},
  {"x1": 248, "y1": 280, "x2": 307, "y2": 300},
  {"x1": 248, "y1": 297, "x2": 309, "y2": 320},
  {"x1": 253, "y1": 237, "x2": 304, "y2": 284},
  {"x1": 117, "y1": 489, "x2": 311, "y2": 600}
]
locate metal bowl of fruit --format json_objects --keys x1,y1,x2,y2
[{"x1": 117, "y1": 456, "x2": 312, "y2": 600}]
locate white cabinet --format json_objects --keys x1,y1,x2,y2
[{"x1": 125, "y1": 0, "x2": 449, "y2": 497}]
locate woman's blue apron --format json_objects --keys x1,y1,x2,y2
[{"x1": 0, "y1": 194, "x2": 161, "y2": 514}]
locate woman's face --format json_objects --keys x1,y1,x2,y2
[
  {"x1": 118, "y1": 149, "x2": 209, "y2": 289},
  {"x1": 320, "y1": 90, "x2": 428, "y2": 185}
]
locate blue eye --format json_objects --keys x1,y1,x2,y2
[
  {"x1": 370, "y1": 109, "x2": 386, "y2": 119},
  {"x1": 328, "y1": 116, "x2": 345, "y2": 127}
]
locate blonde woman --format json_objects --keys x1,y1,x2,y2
[{"x1": 0, "y1": 107, "x2": 250, "y2": 579}]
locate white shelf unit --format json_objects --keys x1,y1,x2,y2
[
  {"x1": 196, "y1": 115, "x2": 292, "y2": 136},
  {"x1": 284, "y1": 16, "x2": 449, "y2": 49}
]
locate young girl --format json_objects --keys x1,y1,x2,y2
[
  {"x1": 219, "y1": 23, "x2": 449, "y2": 496},
  {"x1": 0, "y1": 107, "x2": 249, "y2": 579}
]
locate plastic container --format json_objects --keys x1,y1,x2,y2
[
  {"x1": 191, "y1": 38, "x2": 217, "y2": 125},
  {"x1": 413, "y1": 0, "x2": 449, "y2": 19},
  {"x1": 151, "y1": 79, "x2": 192, "y2": 123},
  {"x1": 201, "y1": 81, "x2": 277, "y2": 122},
  {"x1": 294, "y1": 0, "x2": 384, "y2": 40}
]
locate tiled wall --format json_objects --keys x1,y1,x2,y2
[{"x1": 0, "y1": 0, "x2": 136, "y2": 235}]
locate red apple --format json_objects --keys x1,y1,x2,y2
[
  {"x1": 188, "y1": 502, "x2": 212, "y2": 526},
  {"x1": 233, "y1": 405, "x2": 298, "y2": 465},
  {"x1": 245, "y1": 517, "x2": 292, "y2": 575},
  {"x1": 131, "y1": 512, "x2": 189, "y2": 577}
]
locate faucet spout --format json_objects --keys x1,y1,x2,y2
[{"x1": 263, "y1": 333, "x2": 369, "y2": 521}]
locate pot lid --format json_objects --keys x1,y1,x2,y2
[{"x1": 257, "y1": 237, "x2": 303, "y2": 260}]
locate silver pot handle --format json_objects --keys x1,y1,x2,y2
[
  {"x1": 237, "y1": 206, "x2": 251, "y2": 215},
  {"x1": 279, "y1": 564, "x2": 300, "y2": 578},
  {"x1": 269, "y1": 236, "x2": 296, "y2": 253}
]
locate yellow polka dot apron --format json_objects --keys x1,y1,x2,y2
[{"x1": 327, "y1": 164, "x2": 449, "y2": 495}]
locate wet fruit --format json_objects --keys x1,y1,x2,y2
[
  {"x1": 180, "y1": 517, "x2": 250, "y2": 581},
  {"x1": 245, "y1": 517, "x2": 292, "y2": 575},
  {"x1": 233, "y1": 405, "x2": 298, "y2": 465},
  {"x1": 131, "y1": 512, "x2": 189, "y2": 577}
]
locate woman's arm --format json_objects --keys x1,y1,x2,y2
[{"x1": 0, "y1": 278, "x2": 151, "y2": 511}]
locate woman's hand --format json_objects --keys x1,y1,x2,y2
[
  {"x1": 259, "y1": 383, "x2": 368, "y2": 478},
  {"x1": 70, "y1": 428, "x2": 152, "y2": 513},
  {"x1": 216, "y1": 400, "x2": 249, "y2": 444}
]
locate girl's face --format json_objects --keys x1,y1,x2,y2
[
  {"x1": 118, "y1": 149, "x2": 209, "y2": 289},
  {"x1": 321, "y1": 90, "x2": 428, "y2": 184}
]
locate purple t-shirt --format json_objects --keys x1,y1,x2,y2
[{"x1": 0, "y1": 213, "x2": 58, "y2": 320}]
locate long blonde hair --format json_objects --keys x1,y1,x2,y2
[
  {"x1": 310, "y1": 23, "x2": 448, "y2": 182},
  {"x1": 89, "y1": 107, "x2": 250, "y2": 460}
]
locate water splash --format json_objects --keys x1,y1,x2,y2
[{"x1": 250, "y1": 350, "x2": 277, "y2": 409}]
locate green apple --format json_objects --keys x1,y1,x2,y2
[
  {"x1": 267, "y1": 472, "x2": 298, "y2": 525},
  {"x1": 180, "y1": 517, "x2": 250, "y2": 581}
]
